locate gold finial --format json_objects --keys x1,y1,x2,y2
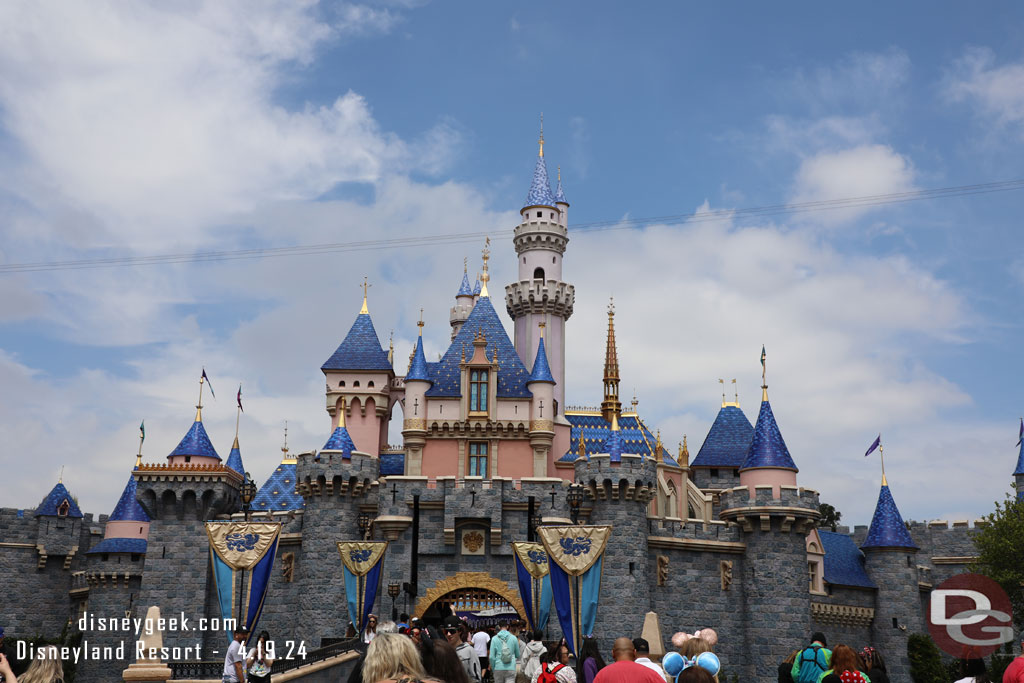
[
  {"x1": 196, "y1": 370, "x2": 205, "y2": 421},
  {"x1": 681, "y1": 435, "x2": 689, "y2": 463},
  {"x1": 578, "y1": 436, "x2": 586, "y2": 459},
  {"x1": 388, "y1": 330, "x2": 394, "y2": 365},
  {"x1": 557, "y1": 165, "x2": 561, "y2": 183},
  {"x1": 879, "y1": 441, "x2": 887, "y2": 486},
  {"x1": 611, "y1": 411, "x2": 620, "y2": 431},
  {"x1": 464, "y1": 257, "x2": 468, "y2": 273},
  {"x1": 360, "y1": 277, "x2": 371, "y2": 314},
  {"x1": 719, "y1": 378, "x2": 726, "y2": 407},
  {"x1": 417, "y1": 308, "x2": 425, "y2": 336},
  {"x1": 538, "y1": 321, "x2": 545, "y2": 339},
  {"x1": 136, "y1": 419, "x2": 144, "y2": 468},
  {"x1": 58, "y1": 465, "x2": 64, "y2": 483},
  {"x1": 282, "y1": 420, "x2": 289, "y2": 456},
  {"x1": 538, "y1": 113, "x2": 544, "y2": 158},
  {"x1": 480, "y1": 238, "x2": 490, "y2": 297},
  {"x1": 655, "y1": 430, "x2": 664, "y2": 461},
  {"x1": 234, "y1": 383, "x2": 242, "y2": 444},
  {"x1": 732, "y1": 378, "x2": 739, "y2": 406},
  {"x1": 631, "y1": 390, "x2": 638, "y2": 411},
  {"x1": 607, "y1": 296, "x2": 615, "y2": 318},
  {"x1": 337, "y1": 397, "x2": 346, "y2": 429}
]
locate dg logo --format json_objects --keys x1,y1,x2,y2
[{"x1": 927, "y1": 573, "x2": 1014, "y2": 658}]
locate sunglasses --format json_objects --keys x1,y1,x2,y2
[{"x1": 444, "y1": 628, "x2": 459, "y2": 634}]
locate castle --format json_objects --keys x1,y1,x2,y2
[{"x1": 1, "y1": 133, "x2": 1019, "y2": 683}]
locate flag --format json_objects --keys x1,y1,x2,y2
[
  {"x1": 1017, "y1": 418, "x2": 1022, "y2": 447},
  {"x1": 512, "y1": 542, "x2": 553, "y2": 633},
  {"x1": 139, "y1": 420, "x2": 145, "y2": 443},
  {"x1": 207, "y1": 521, "x2": 282, "y2": 644},
  {"x1": 202, "y1": 369, "x2": 216, "y2": 399},
  {"x1": 237, "y1": 385, "x2": 243, "y2": 413},
  {"x1": 760, "y1": 345, "x2": 766, "y2": 369},
  {"x1": 337, "y1": 542, "x2": 388, "y2": 634},
  {"x1": 865, "y1": 434, "x2": 881, "y2": 457}
]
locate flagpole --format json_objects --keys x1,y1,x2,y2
[
  {"x1": 879, "y1": 442, "x2": 887, "y2": 486},
  {"x1": 136, "y1": 421, "x2": 145, "y2": 469},
  {"x1": 196, "y1": 371, "x2": 205, "y2": 421}
]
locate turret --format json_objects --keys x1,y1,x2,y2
[
  {"x1": 402, "y1": 317, "x2": 432, "y2": 475},
  {"x1": 554, "y1": 165, "x2": 569, "y2": 226},
  {"x1": 225, "y1": 437, "x2": 245, "y2": 475},
  {"x1": 322, "y1": 282, "x2": 396, "y2": 455},
  {"x1": 690, "y1": 386, "x2": 753, "y2": 491},
  {"x1": 600, "y1": 300, "x2": 621, "y2": 423},
  {"x1": 450, "y1": 263, "x2": 475, "y2": 340},
  {"x1": 1014, "y1": 419, "x2": 1024, "y2": 500},
  {"x1": 34, "y1": 478, "x2": 85, "y2": 562},
  {"x1": 737, "y1": 350, "x2": 797, "y2": 499},
  {"x1": 526, "y1": 326, "x2": 556, "y2": 476},
  {"x1": 861, "y1": 476, "x2": 921, "y2": 682}
]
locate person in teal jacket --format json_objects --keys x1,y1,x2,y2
[
  {"x1": 791, "y1": 632, "x2": 832, "y2": 683},
  {"x1": 489, "y1": 619, "x2": 521, "y2": 683}
]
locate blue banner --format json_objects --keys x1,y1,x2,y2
[
  {"x1": 512, "y1": 542, "x2": 552, "y2": 633},
  {"x1": 537, "y1": 526, "x2": 611, "y2": 656},
  {"x1": 337, "y1": 541, "x2": 388, "y2": 633},
  {"x1": 206, "y1": 522, "x2": 282, "y2": 643}
]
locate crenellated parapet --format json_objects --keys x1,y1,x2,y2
[
  {"x1": 573, "y1": 453, "x2": 658, "y2": 498},
  {"x1": 719, "y1": 485, "x2": 820, "y2": 533},
  {"x1": 505, "y1": 279, "x2": 575, "y2": 319},
  {"x1": 294, "y1": 451, "x2": 380, "y2": 502}
]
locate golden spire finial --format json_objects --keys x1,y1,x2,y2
[
  {"x1": 480, "y1": 238, "x2": 491, "y2": 297},
  {"x1": 417, "y1": 308, "x2": 425, "y2": 336},
  {"x1": 196, "y1": 370, "x2": 205, "y2": 422},
  {"x1": 879, "y1": 440, "x2": 887, "y2": 486},
  {"x1": 631, "y1": 390, "x2": 638, "y2": 411},
  {"x1": 655, "y1": 430, "x2": 663, "y2": 461},
  {"x1": 611, "y1": 411, "x2": 620, "y2": 432},
  {"x1": 578, "y1": 435, "x2": 586, "y2": 459},
  {"x1": 337, "y1": 397, "x2": 346, "y2": 429},
  {"x1": 136, "y1": 419, "x2": 144, "y2": 468},
  {"x1": 719, "y1": 378, "x2": 726, "y2": 407},
  {"x1": 681, "y1": 435, "x2": 689, "y2": 462},
  {"x1": 538, "y1": 113, "x2": 544, "y2": 158},
  {"x1": 233, "y1": 383, "x2": 242, "y2": 448},
  {"x1": 360, "y1": 277, "x2": 371, "y2": 314},
  {"x1": 601, "y1": 295, "x2": 621, "y2": 423},
  {"x1": 388, "y1": 330, "x2": 394, "y2": 365},
  {"x1": 538, "y1": 321, "x2": 545, "y2": 339},
  {"x1": 557, "y1": 165, "x2": 561, "y2": 183},
  {"x1": 732, "y1": 378, "x2": 739, "y2": 406},
  {"x1": 464, "y1": 257, "x2": 468, "y2": 273},
  {"x1": 282, "y1": 420, "x2": 289, "y2": 456},
  {"x1": 58, "y1": 465, "x2": 64, "y2": 483}
]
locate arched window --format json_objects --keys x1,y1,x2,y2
[
  {"x1": 533, "y1": 267, "x2": 544, "y2": 280},
  {"x1": 57, "y1": 500, "x2": 70, "y2": 517},
  {"x1": 339, "y1": 380, "x2": 346, "y2": 387},
  {"x1": 666, "y1": 482, "x2": 677, "y2": 519},
  {"x1": 353, "y1": 380, "x2": 360, "y2": 387},
  {"x1": 368, "y1": 381, "x2": 375, "y2": 388}
]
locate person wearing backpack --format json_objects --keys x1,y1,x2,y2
[
  {"x1": 489, "y1": 620, "x2": 521, "y2": 683},
  {"x1": 533, "y1": 646, "x2": 578, "y2": 683},
  {"x1": 790, "y1": 632, "x2": 832, "y2": 683}
]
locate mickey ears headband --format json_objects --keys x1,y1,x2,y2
[{"x1": 663, "y1": 651, "x2": 721, "y2": 679}]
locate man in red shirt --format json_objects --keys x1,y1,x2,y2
[
  {"x1": 1005, "y1": 634, "x2": 1024, "y2": 683},
  {"x1": 593, "y1": 637, "x2": 666, "y2": 683}
]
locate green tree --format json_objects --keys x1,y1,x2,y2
[
  {"x1": 970, "y1": 493, "x2": 1024, "y2": 629},
  {"x1": 908, "y1": 633, "x2": 950, "y2": 683},
  {"x1": 817, "y1": 502, "x2": 842, "y2": 532}
]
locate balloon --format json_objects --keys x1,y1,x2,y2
[{"x1": 663, "y1": 651, "x2": 685, "y2": 676}]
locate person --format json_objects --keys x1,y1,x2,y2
[
  {"x1": 677, "y1": 669, "x2": 715, "y2": 683},
  {"x1": 593, "y1": 638, "x2": 664, "y2": 683},
  {"x1": 818, "y1": 645, "x2": 868, "y2": 683},
  {"x1": 11, "y1": 646, "x2": 64, "y2": 683},
  {"x1": 532, "y1": 645, "x2": 577, "y2": 683},
  {"x1": 0, "y1": 652, "x2": 14, "y2": 683},
  {"x1": 521, "y1": 629, "x2": 547, "y2": 683},
  {"x1": 472, "y1": 626, "x2": 491, "y2": 681},
  {"x1": 576, "y1": 637, "x2": 606, "y2": 683},
  {"x1": 791, "y1": 632, "x2": 831, "y2": 683},
  {"x1": 363, "y1": 632, "x2": 439, "y2": 683},
  {"x1": 398, "y1": 614, "x2": 410, "y2": 632},
  {"x1": 679, "y1": 638, "x2": 718, "y2": 683},
  {"x1": 223, "y1": 626, "x2": 249, "y2": 683},
  {"x1": 860, "y1": 648, "x2": 888, "y2": 683},
  {"x1": 632, "y1": 638, "x2": 665, "y2": 679},
  {"x1": 363, "y1": 615, "x2": 379, "y2": 644},
  {"x1": 446, "y1": 621, "x2": 481, "y2": 683},
  {"x1": 955, "y1": 658, "x2": 990, "y2": 683},
  {"x1": 1005, "y1": 635, "x2": 1024, "y2": 683},
  {"x1": 420, "y1": 635, "x2": 471, "y2": 683},
  {"x1": 246, "y1": 630, "x2": 274, "y2": 681},
  {"x1": 779, "y1": 649, "x2": 801, "y2": 683},
  {"x1": 490, "y1": 620, "x2": 522, "y2": 683},
  {"x1": 409, "y1": 625, "x2": 424, "y2": 646}
]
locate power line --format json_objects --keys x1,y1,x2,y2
[{"x1": 1, "y1": 178, "x2": 1022, "y2": 275}]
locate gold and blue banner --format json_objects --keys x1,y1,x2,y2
[
  {"x1": 537, "y1": 526, "x2": 612, "y2": 656},
  {"x1": 337, "y1": 541, "x2": 388, "y2": 634},
  {"x1": 206, "y1": 522, "x2": 282, "y2": 642},
  {"x1": 512, "y1": 542, "x2": 552, "y2": 633}
]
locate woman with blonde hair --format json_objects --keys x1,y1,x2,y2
[
  {"x1": 16, "y1": 647, "x2": 64, "y2": 683},
  {"x1": 362, "y1": 632, "x2": 437, "y2": 683}
]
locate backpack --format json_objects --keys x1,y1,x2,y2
[
  {"x1": 498, "y1": 633, "x2": 514, "y2": 665},
  {"x1": 796, "y1": 645, "x2": 828, "y2": 683},
  {"x1": 537, "y1": 663, "x2": 565, "y2": 683}
]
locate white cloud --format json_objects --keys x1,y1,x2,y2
[
  {"x1": 944, "y1": 47, "x2": 1024, "y2": 133},
  {"x1": 789, "y1": 48, "x2": 911, "y2": 114}
]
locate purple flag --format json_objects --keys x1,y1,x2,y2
[
  {"x1": 237, "y1": 385, "x2": 243, "y2": 413},
  {"x1": 1017, "y1": 418, "x2": 1022, "y2": 447},
  {"x1": 865, "y1": 435, "x2": 881, "y2": 457},
  {"x1": 202, "y1": 368, "x2": 215, "y2": 399}
]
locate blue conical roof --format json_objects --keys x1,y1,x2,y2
[
  {"x1": 457, "y1": 271, "x2": 474, "y2": 297},
  {"x1": 524, "y1": 155, "x2": 556, "y2": 209},
  {"x1": 322, "y1": 426, "x2": 356, "y2": 458},
  {"x1": 35, "y1": 482, "x2": 84, "y2": 518},
  {"x1": 473, "y1": 278, "x2": 482, "y2": 296},
  {"x1": 740, "y1": 399, "x2": 797, "y2": 471},
  {"x1": 554, "y1": 175, "x2": 568, "y2": 205},
  {"x1": 527, "y1": 337, "x2": 555, "y2": 384},
  {"x1": 225, "y1": 439, "x2": 245, "y2": 475},
  {"x1": 108, "y1": 474, "x2": 150, "y2": 522},
  {"x1": 862, "y1": 484, "x2": 918, "y2": 550},
  {"x1": 1014, "y1": 431, "x2": 1024, "y2": 476},
  {"x1": 692, "y1": 405, "x2": 754, "y2": 468},
  {"x1": 605, "y1": 426, "x2": 624, "y2": 463},
  {"x1": 322, "y1": 312, "x2": 392, "y2": 371},
  {"x1": 406, "y1": 335, "x2": 431, "y2": 382},
  {"x1": 169, "y1": 419, "x2": 221, "y2": 460}
]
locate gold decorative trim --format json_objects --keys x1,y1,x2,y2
[
  {"x1": 647, "y1": 536, "x2": 747, "y2": 554},
  {"x1": 931, "y1": 556, "x2": 977, "y2": 564},
  {"x1": 530, "y1": 420, "x2": 554, "y2": 432},
  {"x1": 811, "y1": 602, "x2": 875, "y2": 627},
  {"x1": 403, "y1": 419, "x2": 427, "y2": 431},
  {"x1": 413, "y1": 571, "x2": 525, "y2": 619}
]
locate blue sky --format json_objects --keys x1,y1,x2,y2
[{"x1": 1, "y1": 1, "x2": 1023, "y2": 527}]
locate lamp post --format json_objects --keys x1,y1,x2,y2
[
  {"x1": 238, "y1": 472, "x2": 259, "y2": 628},
  {"x1": 567, "y1": 482, "x2": 584, "y2": 524},
  {"x1": 357, "y1": 511, "x2": 371, "y2": 540},
  {"x1": 388, "y1": 581, "x2": 401, "y2": 621}
]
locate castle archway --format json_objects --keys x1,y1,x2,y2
[{"x1": 414, "y1": 572, "x2": 524, "y2": 622}]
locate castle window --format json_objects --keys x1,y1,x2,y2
[
  {"x1": 552, "y1": 256, "x2": 556, "y2": 264},
  {"x1": 354, "y1": 380, "x2": 360, "y2": 387},
  {"x1": 533, "y1": 267, "x2": 544, "y2": 280},
  {"x1": 339, "y1": 380, "x2": 346, "y2": 387},
  {"x1": 468, "y1": 442, "x2": 488, "y2": 477},
  {"x1": 709, "y1": 468, "x2": 719, "y2": 478},
  {"x1": 368, "y1": 381, "x2": 375, "y2": 388},
  {"x1": 536, "y1": 211, "x2": 542, "y2": 218},
  {"x1": 469, "y1": 370, "x2": 488, "y2": 412},
  {"x1": 102, "y1": 554, "x2": 109, "y2": 561},
  {"x1": 57, "y1": 500, "x2": 70, "y2": 517},
  {"x1": 185, "y1": 456, "x2": 191, "y2": 463},
  {"x1": 550, "y1": 212, "x2": 554, "y2": 219},
  {"x1": 131, "y1": 554, "x2": 140, "y2": 562}
]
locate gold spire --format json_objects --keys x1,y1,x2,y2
[
  {"x1": 417, "y1": 308, "x2": 425, "y2": 336},
  {"x1": 879, "y1": 440, "x2": 887, "y2": 486},
  {"x1": 538, "y1": 321, "x2": 545, "y2": 339},
  {"x1": 360, "y1": 277, "x2": 371, "y2": 314},
  {"x1": 721, "y1": 379, "x2": 740, "y2": 408},
  {"x1": 136, "y1": 420, "x2": 144, "y2": 468},
  {"x1": 282, "y1": 421, "x2": 289, "y2": 456},
  {"x1": 719, "y1": 378, "x2": 726, "y2": 407},
  {"x1": 578, "y1": 435, "x2": 586, "y2": 459},
  {"x1": 680, "y1": 435, "x2": 689, "y2": 465},
  {"x1": 388, "y1": 330, "x2": 394, "y2": 365},
  {"x1": 655, "y1": 430, "x2": 664, "y2": 461},
  {"x1": 337, "y1": 396, "x2": 346, "y2": 429},
  {"x1": 196, "y1": 371, "x2": 205, "y2": 422},
  {"x1": 479, "y1": 238, "x2": 490, "y2": 297},
  {"x1": 601, "y1": 297, "x2": 621, "y2": 423},
  {"x1": 538, "y1": 113, "x2": 544, "y2": 158},
  {"x1": 58, "y1": 465, "x2": 64, "y2": 483},
  {"x1": 610, "y1": 410, "x2": 619, "y2": 432},
  {"x1": 234, "y1": 384, "x2": 242, "y2": 444},
  {"x1": 464, "y1": 257, "x2": 468, "y2": 273}
]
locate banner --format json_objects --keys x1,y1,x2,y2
[
  {"x1": 512, "y1": 542, "x2": 553, "y2": 633},
  {"x1": 206, "y1": 521, "x2": 282, "y2": 642},
  {"x1": 537, "y1": 526, "x2": 612, "y2": 656},
  {"x1": 337, "y1": 541, "x2": 388, "y2": 634}
]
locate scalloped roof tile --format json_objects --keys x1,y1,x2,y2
[
  {"x1": 169, "y1": 420, "x2": 221, "y2": 461},
  {"x1": 380, "y1": 452, "x2": 405, "y2": 476},
  {"x1": 457, "y1": 271, "x2": 474, "y2": 297},
  {"x1": 862, "y1": 484, "x2": 918, "y2": 550},
  {"x1": 225, "y1": 442, "x2": 245, "y2": 475},
  {"x1": 108, "y1": 474, "x2": 150, "y2": 522},
  {"x1": 322, "y1": 312, "x2": 392, "y2": 371},
  {"x1": 691, "y1": 405, "x2": 754, "y2": 468},
  {"x1": 253, "y1": 460, "x2": 304, "y2": 511},
  {"x1": 561, "y1": 413, "x2": 678, "y2": 466},
  {"x1": 406, "y1": 335, "x2": 431, "y2": 382},
  {"x1": 527, "y1": 337, "x2": 555, "y2": 384},
  {"x1": 554, "y1": 176, "x2": 568, "y2": 205},
  {"x1": 424, "y1": 296, "x2": 532, "y2": 399},
  {"x1": 819, "y1": 530, "x2": 876, "y2": 588},
  {"x1": 740, "y1": 399, "x2": 797, "y2": 471},
  {"x1": 321, "y1": 426, "x2": 356, "y2": 458},
  {"x1": 86, "y1": 537, "x2": 147, "y2": 555},
  {"x1": 35, "y1": 482, "x2": 84, "y2": 518},
  {"x1": 524, "y1": 155, "x2": 556, "y2": 209}
]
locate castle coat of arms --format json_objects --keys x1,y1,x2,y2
[{"x1": 463, "y1": 531, "x2": 484, "y2": 553}]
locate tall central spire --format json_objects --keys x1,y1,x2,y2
[
  {"x1": 538, "y1": 113, "x2": 544, "y2": 158},
  {"x1": 601, "y1": 297, "x2": 621, "y2": 422},
  {"x1": 479, "y1": 238, "x2": 490, "y2": 297}
]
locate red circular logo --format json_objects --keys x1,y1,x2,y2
[{"x1": 927, "y1": 573, "x2": 1014, "y2": 658}]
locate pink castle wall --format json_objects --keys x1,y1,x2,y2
[
  {"x1": 104, "y1": 520, "x2": 150, "y2": 540},
  {"x1": 738, "y1": 468, "x2": 797, "y2": 500},
  {"x1": 421, "y1": 440, "x2": 459, "y2": 479},
  {"x1": 497, "y1": 441, "x2": 534, "y2": 479}
]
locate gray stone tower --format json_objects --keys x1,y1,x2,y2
[
  {"x1": 860, "y1": 477, "x2": 921, "y2": 682},
  {"x1": 573, "y1": 427, "x2": 657, "y2": 638},
  {"x1": 719, "y1": 380, "x2": 820, "y2": 682},
  {"x1": 294, "y1": 411, "x2": 377, "y2": 645},
  {"x1": 505, "y1": 127, "x2": 574, "y2": 415}
]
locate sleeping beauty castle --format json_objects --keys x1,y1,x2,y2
[{"x1": 0, "y1": 132, "x2": 1017, "y2": 683}]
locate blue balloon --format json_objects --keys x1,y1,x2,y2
[{"x1": 663, "y1": 652, "x2": 685, "y2": 676}]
